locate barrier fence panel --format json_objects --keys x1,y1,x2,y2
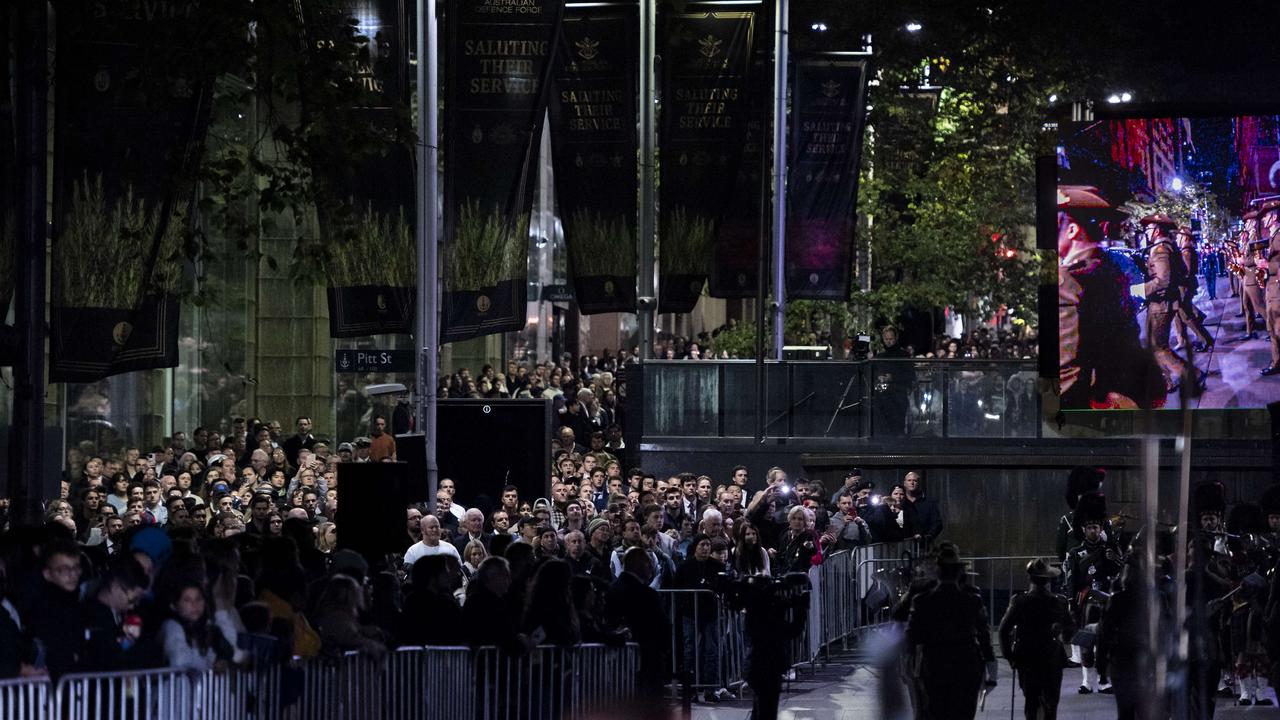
[
  {"x1": 963, "y1": 555, "x2": 1047, "y2": 629},
  {"x1": 57, "y1": 668, "x2": 194, "y2": 720},
  {"x1": 0, "y1": 676, "x2": 50, "y2": 720},
  {"x1": 385, "y1": 646, "x2": 475, "y2": 720},
  {"x1": 655, "y1": 588, "x2": 725, "y2": 693}
]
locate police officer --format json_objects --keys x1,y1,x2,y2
[
  {"x1": 1057, "y1": 186, "x2": 1162, "y2": 409},
  {"x1": 906, "y1": 545, "x2": 997, "y2": 720},
  {"x1": 1240, "y1": 211, "x2": 1267, "y2": 340},
  {"x1": 1260, "y1": 201, "x2": 1280, "y2": 374},
  {"x1": 1174, "y1": 226, "x2": 1214, "y2": 353},
  {"x1": 1141, "y1": 214, "x2": 1197, "y2": 392},
  {"x1": 1064, "y1": 491, "x2": 1122, "y2": 694},
  {"x1": 999, "y1": 559, "x2": 1075, "y2": 720}
]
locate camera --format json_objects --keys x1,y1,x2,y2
[
  {"x1": 777, "y1": 484, "x2": 792, "y2": 495},
  {"x1": 722, "y1": 572, "x2": 812, "y2": 613}
]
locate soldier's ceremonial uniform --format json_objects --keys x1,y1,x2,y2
[
  {"x1": 1058, "y1": 187, "x2": 1162, "y2": 409},
  {"x1": 1174, "y1": 227, "x2": 1214, "y2": 352},
  {"x1": 999, "y1": 560, "x2": 1075, "y2": 720},
  {"x1": 1260, "y1": 202, "x2": 1280, "y2": 374},
  {"x1": 1240, "y1": 212, "x2": 1267, "y2": 339},
  {"x1": 1141, "y1": 214, "x2": 1195, "y2": 391},
  {"x1": 1064, "y1": 492, "x2": 1122, "y2": 694}
]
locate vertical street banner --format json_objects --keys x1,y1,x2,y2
[
  {"x1": 786, "y1": 56, "x2": 870, "y2": 300},
  {"x1": 709, "y1": 55, "x2": 768, "y2": 298},
  {"x1": 658, "y1": 4, "x2": 758, "y2": 313},
  {"x1": 50, "y1": 0, "x2": 211, "y2": 383},
  {"x1": 302, "y1": 0, "x2": 418, "y2": 338},
  {"x1": 548, "y1": 4, "x2": 638, "y2": 315},
  {"x1": 0, "y1": 8, "x2": 15, "y2": 321},
  {"x1": 442, "y1": 0, "x2": 563, "y2": 343}
]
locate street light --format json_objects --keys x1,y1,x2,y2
[
  {"x1": 811, "y1": 22, "x2": 827, "y2": 32},
  {"x1": 905, "y1": 22, "x2": 922, "y2": 32},
  {"x1": 1170, "y1": 177, "x2": 1184, "y2": 192}
]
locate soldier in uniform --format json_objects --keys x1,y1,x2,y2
[
  {"x1": 1260, "y1": 201, "x2": 1280, "y2": 374},
  {"x1": 1064, "y1": 491, "x2": 1123, "y2": 694},
  {"x1": 999, "y1": 559, "x2": 1075, "y2": 720},
  {"x1": 1141, "y1": 214, "x2": 1200, "y2": 393},
  {"x1": 906, "y1": 545, "x2": 997, "y2": 720},
  {"x1": 1057, "y1": 186, "x2": 1163, "y2": 409},
  {"x1": 1239, "y1": 212, "x2": 1267, "y2": 340},
  {"x1": 1056, "y1": 466, "x2": 1107, "y2": 568},
  {"x1": 1174, "y1": 226, "x2": 1214, "y2": 353}
]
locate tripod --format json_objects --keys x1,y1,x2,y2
[{"x1": 824, "y1": 372, "x2": 863, "y2": 436}]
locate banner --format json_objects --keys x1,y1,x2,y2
[
  {"x1": 51, "y1": 0, "x2": 211, "y2": 383},
  {"x1": 786, "y1": 56, "x2": 870, "y2": 300},
  {"x1": 302, "y1": 0, "x2": 418, "y2": 338},
  {"x1": 0, "y1": 8, "x2": 14, "y2": 321},
  {"x1": 658, "y1": 4, "x2": 758, "y2": 313},
  {"x1": 709, "y1": 55, "x2": 768, "y2": 298},
  {"x1": 548, "y1": 4, "x2": 638, "y2": 315},
  {"x1": 442, "y1": 0, "x2": 563, "y2": 343}
]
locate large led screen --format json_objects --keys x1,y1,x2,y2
[{"x1": 1054, "y1": 114, "x2": 1280, "y2": 410}]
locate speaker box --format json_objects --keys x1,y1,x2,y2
[
  {"x1": 437, "y1": 399, "x2": 551, "y2": 512},
  {"x1": 1035, "y1": 155, "x2": 1057, "y2": 250},
  {"x1": 1270, "y1": 400, "x2": 1280, "y2": 482},
  {"x1": 394, "y1": 433, "x2": 430, "y2": 502},
  {"x1": 337, "y1": 462, "x2": 413, "y2": 565}
]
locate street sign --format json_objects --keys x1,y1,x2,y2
[{"x1": 335, "y1": 349, "x2": 415, "y2": 374}]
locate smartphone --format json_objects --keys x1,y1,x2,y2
[{"x1": 778, "y1": 484, "x2": 792, "y2": 495}]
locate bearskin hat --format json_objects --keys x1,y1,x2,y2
[
  {"x1": 1227, "y1": 502, "x2": 1266, "y2": 535},
  {"x1": 1065, "y1": 466, "x2": 1106, "y2": 510},
  {"x1": 1074, "y1": 491, "x2": 1107, "y2": 527},
  {"x1": 1260, "y1": 484, "x2": 1280, "y2": 518},
  {"x1": 1192, "y1": 481, "x2": 1227, "y2": 519}
]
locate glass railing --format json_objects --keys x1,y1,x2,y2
[{"x1": 639, "y1": 359, "x2": 1039, "y2": 439}]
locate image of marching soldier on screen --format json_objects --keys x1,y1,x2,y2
[{"x1": 1057, "y1": 114, "x2": 1280, "y2": 410}]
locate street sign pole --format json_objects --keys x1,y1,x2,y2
[
  {"x1": 770, "y1": 0, "x2": 788, "y2": 361},
  {"x1": 415, "y1": 0, "x2": 440, "y2": 511}
]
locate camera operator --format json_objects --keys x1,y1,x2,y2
[{"x1": 729, "y1": 573, "x2": 811, "y2": 720}]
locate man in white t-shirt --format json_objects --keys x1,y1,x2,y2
[{"x1": 403, "y1": 515, "x2": 461, "y2": 567}]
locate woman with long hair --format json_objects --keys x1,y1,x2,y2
[
  {"x1": 776, "y1": 506, "x2": 822, "y2": 574},
  {"x1": 315, "y1": 522, "x2": 338, "y2": 554},
  {"x1": 733, "y1": 519, "x2": 771, "y2": 577},
  {"x1": 159, "y1": 579, "x2": 235, "y2": 671},
  {"x1": 522, "y1": 559, "x2": 580, "y2": 647},
  {"x1": 105, "y1": 473, "x2": 131, "y2": 514},
  {"x1": 314, "y1": 574, "x2": 388, "y2": 659}
]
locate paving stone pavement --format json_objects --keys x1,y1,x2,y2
[{"x1": 688, "y1": 652, "x2": 1278, "y2": 719}]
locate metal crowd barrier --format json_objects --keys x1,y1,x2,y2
[
  {"x1": 0, "y1": 675, "x2": 49, "y2": 720},
  {"x1": 3, "y1": 643, "x2": 638, "y2": 720},
  {"x1": 655, "y1": 588, "x2": 726, "y2": 693},
  {"x1": 963, "y1": 555, "x2": 1048, "y2": 626}
]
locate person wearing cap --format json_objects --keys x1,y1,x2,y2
[
  {"x1": 998, "y1": 559, "x2": 1074, "y2": 720},
  {"x1": 1141, "y1": 213, "x2": 1201, "y2": 393},
  {"x1": 353, "y1": 437, "x2": 372, "y2": 462},
  {"x1": 1063, "y1": 492, "x2": 1121, "y2": 694},
  {"x1": 1260, "y1": 201, "x2": 1280, "y2": 374},
  {"x1": 1057, "y1": 186, "x2": 1161, "y2": 409},
  {"x1": 336, "y1": 442, "x2": 354, "y2": 462},
  {"x1": 1239, "y1": 211, "x2": 1267, "y2": 340},
  {"x1": 905, "y1": 545, "x2": 997, "y2": 720},
  {"x1": 1173, "y1": 226, "x2": 1214, "y2": 354}
]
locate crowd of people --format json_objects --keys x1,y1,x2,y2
[{"x1": 0, "y1": 389, "x2": 952, "y2": 714}]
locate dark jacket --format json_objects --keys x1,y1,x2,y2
[
  {"x1": 400, "y1": 590, "x2": 466, "y2": 646},
  {"x1": 24, "y1": 580, "x2": 86, "y2": 677},
  {"x1": 605, "y1": 572, "x2": 671, "y2": 698},
  {"x1": 462, "y1": 584, "x2": 525, "y2": 654},
  {"x1": 902, "y1": 495, "x2": 943, "y2": 541},
  {"x1": 866, "y1": 504, "x2": 910, "y2": 543},
  {"x1": 997, "y1": 586, "x2": 1074, "y2": 668},
  {"x1": 672, "y1": 556, "x2": 725, "y2": 622}
]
